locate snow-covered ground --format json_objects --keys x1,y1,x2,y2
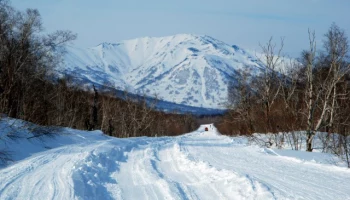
[{"x1": 1, "y1": 118, "x2": 350, "y2": 200}]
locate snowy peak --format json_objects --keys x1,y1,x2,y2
[{"x1": 60, "y1": 34, "x2": 266, "y2": 109}]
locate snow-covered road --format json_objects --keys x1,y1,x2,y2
[{"x1": 1, "y1": 124, "x2": 350, "y2": 200}]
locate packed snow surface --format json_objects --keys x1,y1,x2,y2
[{"x1": 1, "y1": 118, "x2": 350, "y2": 200}]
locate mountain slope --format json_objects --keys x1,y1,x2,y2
[{"x1": 60, "y1": 34, "x2": 266, "y2": 109}]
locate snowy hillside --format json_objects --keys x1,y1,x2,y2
[
  {"x1": 1, "y1": 118, "x2": 350, "y2": 200},
  {"x1": 246, "y1": 49, "x2": 300, "y2": 75},
  {"x1": 60, "y1": 34, "x2": 266, "y2": 109}
]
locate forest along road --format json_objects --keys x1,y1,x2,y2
[{"x1": 1, "y1": 125, "x2": 350, "y2": 200}]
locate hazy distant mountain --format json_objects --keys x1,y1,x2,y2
[{"x1": 60, "y1": 34, "x2": 267, "y2": 109}]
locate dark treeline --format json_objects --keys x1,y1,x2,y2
[
  {"x1": 0, "y1": 0, "x2": 198, "y2": 137},
  {"x1": 217, "y1": 23, "x2": 350, "y2": 164}
]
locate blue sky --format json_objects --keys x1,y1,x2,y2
[{"x1": 12, "y1": 0, "x2": 350, "y2": 57}]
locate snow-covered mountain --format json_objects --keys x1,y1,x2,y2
[{"x1": 60, "y1": 34, "x2": 266, "y2": 109}]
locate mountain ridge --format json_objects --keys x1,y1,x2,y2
[{"x1": 59, "y1": 34, "x2": 266, "y2": 109}]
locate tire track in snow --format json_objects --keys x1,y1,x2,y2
[
  {"x1": 2, "y1": 124, "x2": 350, "y2": 199},
  {"x1": 183, "y1": 130, "x2": 350, "y2": 200},
  {"x1": 162, "y1": 130, "x2": 277, "y2": 200},
  {"x1": 0, "y1": 139, "x2": 130, "y2": 200},
  {"x1": 114, "y1": 138, "x2": 193, "y2": 200},
  {"x1": 149, "y1": 142, "x2": 198, "y2": 200},
  {"x1": 70, "y1": 139, "x2": 144, "y2": 200},
  {"x1": 0, "y1": 146, "x2": 79, "y2": 200},
  {"x1": 183, "y1": 144, "x2": 279, "y2": 199}
]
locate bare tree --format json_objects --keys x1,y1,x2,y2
[
  {"x1": 304, "y1": 24, "x2": 349, "y2": 152},
  {"x1": 323, "y1": 23, "x2": 349, "y2": 136},
  {"x1": 303, "y1": 29, "x2": 318, "y2": 152},
  {"x1": 0, "y1": 0, "x2": 76, "y2": 122},
  {"x1": 226, "y1": 69, "x2": 255, "y2": 135},
  {"x1": 258, "y1": 37, "x2": 284, "y2": 133},
  {"x1": 278, "y1": 59, "x2": 304, "y2": 149}
]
